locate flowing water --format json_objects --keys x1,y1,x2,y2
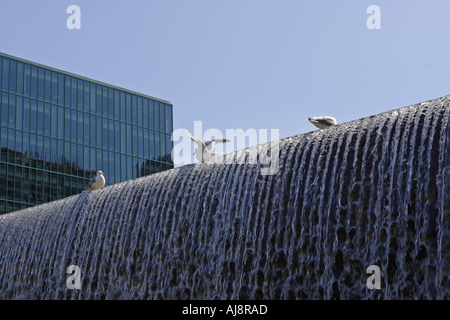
[{"x1": 0, "y1": 95, "x2": 449, "y2": 299}]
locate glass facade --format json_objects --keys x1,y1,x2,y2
[{"x1": 0, "y1": 52, "x2": 173, "y2": 215}]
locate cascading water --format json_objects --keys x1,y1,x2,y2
[{"x1": 0, "y1": 95, "x2": 449, "y2": 299}]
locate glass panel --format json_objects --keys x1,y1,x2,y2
[
  {"x1": 108, "y1": 88, "x2": 114, "y2": 117},
  {"x1": 51, "y1": 173, "x2": 57, "y2": 201},
  {"x1": 126, "y1": 155, "x2": 132, "y2": 180},
  {"x1": 114, "y1": 121, "x2": 120, "y2": 151},
  {"x1": 1, "y1": 92, "x2": 7, "y2": 126},
  {"x1": 44, "y1": 103, "x2": 51, "y2": 135},
  {"x1": 50, "y1": 138, "x2": 57, "y2": 170},
  {"x1": 137, "y1": 97, "x2": 143, "y2": 126},
  {"x1": 143, "y1": 99, "x2": 149, "y2": 128},
  {"x1": 126, "y1": 124, "x2": 132, "y2": 154},
  {"x1": 159, "y1": 103, "x2": 165, "y2": 132},
  {"x1": 102, "y1": 87, "x2": 108, "y2": 117},
  {"x1": 77, "y1": 79, "x2": 83, "y2": 110},
  {"x1": 64, "y1": 75, "x2": 71, "y2": 106},
  {"x1": 77, "y1": 111, "x2": 83, "y2": 143},
  {"x1": 160, "y1": 133, "x2": 166, "y2": 163},
  {"x1": 45, "y1": 70, "x2": 51, "y2": 101},
  {"x1": 154, "y1": 101, "x2": 160, "y2": 130},
  {"x1": 108, "y1": 151, "x2": 114, "y2": 183},
  {"x1": 51, "y1": 72, "x2": 58, "y2": 103},
  {"x1": 132, "y1": 157, "x2": 138, "y2": 178},
  {"x1": 115, "y1": 153, "x2": 120, "y2": 183},
  {"x1": 16, "y1": 96, "x2": 23, "y2": 130},
  {"x1": 7, "y1": 129, "x2": 14, "y2": 163},
  {"x1": 57, "y1": 140, "x2": 64, "y2": 172},
  {"x1": 144, "y1": 129, "x2": 149, "y2": 159},
  {"x1": 71, "y1": 109, "x2": 77, "y2": 141},
  {"x1": 37, "y1": 101, "x2": 44, "y2": 134},
  {"x1": 8, "y1": 94, "x2": 15, "y2": 128},
  {"x1": 1, "y1": 127, "x2": 7, "y2": 162},
  {"x1": 51, "y1": 105, "x2": 58, "y2": 136},
  {"x1": 96, "y1": 85, "x2": 102, "y2": 115},
  {"x1": 84, "y1": 81, "x2": 90, "y2": 112},
  {"x1": 150, "y1": 130, "x2": 155, "y2": 160},
  {"x1": 125, "y1": 93, "x2": 131, "y2": 123},
  {"x1": 165, "y1": 104, "x2": 173, "y2": 133},
  {"x1": 71, "y1": 142, "x2": 77, "y2": 175},
  {"x1": 16, "y1": 62, "x2": 24, "y2": 95},
  {"x1": 58, "y1": 74, "x2": 64, "y2": 105},
  {"x1": 1, "y1": 58, "x2": 8, "y2": 91},
  {"x1": 44, "y1": 136, "x2": 51, "y2": 169},
  {"x1": 138, "y1": 127, "x2": 143, "y2": 157},
  {"x1": 114, "y1": 90, "x2": 120, "y2": 119},
  {"x1": 0, "y1": 57, "x2": 2, "y2": 89},
  {"x1": 64, "y1": 141, "x2": 71, "y2": 173},
  {"x1": 109, "y1": 119, "x2": 114, "y2": 150},
  {"x1": 31, "y1": 66, "x2": 38, "y2": 98},
  {"x1": 30, "y1": 100, "x2": 37, "y2": 132},
  {"x1": 84, "y1": 146, "x2": 90, "y2": 177},
  {"x1": 132, "y1": 95, "x2": 137, "y2": 124},
  {"x1": 102, "y1": 150, "x2": 108, "y2": 177},
  {"x1": 38, "y1": 68, "x2": 45, "y2": 100},
  {"x1": 24, "y1": 64, "x2": 31, "y2": 96},
  {"x1": 58, "y1": 106, "x2": 64, "y2": 139},
  {"x1": 23, "y1": 98, "x2": 30, "y2": 131},
  {"x1": 22, "y1": 167, "x2": 29, "y2": 203},
  {"x1": 15, "y1": 130, "x2": 22, "y2": 165},
  {"x1": 84, "y1": 113, "x2": 90, "y2": 145},
  {"x1": 154, "y1": 131, "x2": 160, "y2": 160},
  {"x1": 102, "y1": 117, "x2": 108, "y2": 149},
  {"x1": 37, "y1": 134, "x2": 44, "y2": 168},
  {"x1": 64, "y1": 107, "x2": 71, "y2": 138},
  {"x1": 22, "y1": 132, "x2": 29, "y2": 166},
  {"x1": 121, "y1": 154, "x2": 126, "y2": 181},
  {"x1": 120, "y1": 122, "x2": 126, "y2": 153},
  {"x1": 96, "y1": 116, "x2": 102, "y2": 147},
  {"x1": 132, "y1": 126, "x2": 137, "y2": 155},
  {"x1": 120, "y1": 92, "x2": 125, "y2": 121},
  {"x1": 90, "y1": 83, "x2": 96, "y2": 113},
  {"x1": 166, "y1": 134, "x2": 173, "y2": 165},
  {"x1": 71, "y1": 77, "x2": 77, "y2": 108},
  {"x1": 9, "y1": 60, "x2": 16, "y2": 93}
]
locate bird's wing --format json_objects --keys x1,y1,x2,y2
[
  {"x1": 204, "y1": 139, "x2": 230, "y2": 151},
  {"x1": 85, "y1": 176, "x2": 97, "y2": 189},
  {"x1": 187, "y1": 130, "x2": 207, "y2": 151}
]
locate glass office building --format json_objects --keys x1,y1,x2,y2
[{"x1": 0, "y1": 52, "x2": 173, "y2": 215}]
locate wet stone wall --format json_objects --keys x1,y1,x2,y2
[{"x1": 0, "y1": 95, "x2": 449, "y2": 299}]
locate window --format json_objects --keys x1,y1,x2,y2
[
  {"x1": 165, "y1": 104, "x2": 173, "y2": 133},
  {"x1": 0, "y1": 57, "x2": 2, "y2": 89},
  {"x1": 109, "y1": 119, "x2": 114, "y2": 150},
  {"x1": 16, "y1": 96, "x2": 23, "y2": 130},
  {"x1": 125, "y1": 93, "x2": 131, "y2": 123},
  {"x1": 77, "y1": 79, "x2": 83, "y2": 110},
  {"x1": 108, "y1": 88, "x2": 114, "y2": 117},
  {"x1": 71, "y1": 109, "x2": 77, "y2": 142},
  {"x1": 30, "y1": 100, "x2": 37, "y2": 132},
  {"x1": 166, "y1": 134, "x2": 173, "y2": 164},
  {"x1": 132, "y1": 95, "x2": 137, "y2": 124},
  {"x1": 44, "y1": 70, "x2": 51, "y2": 101},
  {"x1": 137, "y1": 97, "x2": 143, "y2": 126},
  {"x1": 84, "y1": 113, "x2": 90, "y2": 145},
  {"x1": 143, "y1": 99, "x2": 149, "y2": 128},
  {"x1": 150, "y1": 130, "x2": 155, "y2": 160},
  {"x1": 159, "y1": 103, "x2": 165, "y2": 132},
  {"x1": 51, "y1": 72, "x2": 58, "y2": 103},
  {"x1": 120, "y1": 92, "x2": 125, "y2": 121},
  {"x1": 17, "y1": 62, "x2": 24, "y2": 95},
  {"x1": 96, "y1": 116, "x2": 102, "y2": 147},
  {"x1": 102, "y1": 87, "x2": 108, "y2": 117},
  {"x1": 126, "y1": 124, "x2": 132, "y2": 154},
  {"x1": 64, "y1": 107, "x2": 71, "y2": 138},
  {"x1": 138, "y1": 127, "x2": 143, "y2": 157},
  {"x1": 9, "y1": 60, "x2": 16, "y2": 93},
  {"x1": 65, "y1": 75, "x2": 71, "y2": 106},
  {"x1": 51, "y1": 105, "x2": 58, "y2": 136},
  {"x1": 24, "y1": 65, "x2": 31, "y2": 96},
  {"x1": 8, "y1": 94, "x2": 16, "y2": 128},
  {"x1": 90, "y1": 83, "x2": 96, "y2": 113},
  {"x1": 1, "y1": 93, "x2": 8, "y2": 126},
  {"x1": 71, "y1": 77, "x2": 77, "y2": 108},
  {"x1": 102, "y1": 117, "x2": 108, "y2": 149},
  {"x1": 154, "y1": 101, "x2": 160, "y2": 130},
  {"x1": 58, "y1": 74, "x2": 64, "y2": 105},
  {"x1": 84, "y1": 146, "x2": 90, "y2": 177},
  {"x1": 23, "y1": 98, "x2": 30, "y2": 131},
  {"x1": 120, "y1": 122, "x2": 126, "y2": 153},
  {"x1": 37, "y1": 101, "x2": 44, "y2": 135},
  {"x1": 115, "y1": 153, "x2": 120, "y2": 183},
  {"x1": 84, "y1": 81, "x2": 90, "y2": 112},
  {"x1": 96, "y1": 85, "x2": 103, "y2": 115},
  {"x1": 38, "y1": 68, "x2": 45, "y2": 100},
  {"x1": 44, "y1": 103, "x2": 51, "y2": 135},
  {"x1": 1, "y1": 58, "x2": 8, "y2": 91},
  {"x1": 58, "y1": 106, "x2": 64, "y2": 139},
  {"x1": 31, "y1": 66, "x2": 38, "y2": 98},
  {"x1": 144, "y1": 129, "x2": 149, "y2": 159},
  {"x1": 132, "y1": 126, "x2": 137, "y2": 155},
  {"x1": 114, "y1": 121, "x2": 120, "y2": 151},
  {"x1": 77, "y1": 112, "x2": 83, "y2": 144},
  {"x1": 114, "y1": 90, "x2": 120, "y2": 119}
]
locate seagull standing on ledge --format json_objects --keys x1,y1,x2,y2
[
  {"x1": 308, "y1": 116, "x2": 337, "y2": 129},
  {"x1": 82, "y1": 171, "x2": 105, "y2": 192},
  {"x1": 187, "y1": 130, "x2": 230, "y2": 163}
]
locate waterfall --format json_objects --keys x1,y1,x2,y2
[{"x1": 0, "y1": 95, "x2": 449, "y2": 299}]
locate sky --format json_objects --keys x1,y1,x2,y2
[{"x1": 1, "y1": 0, "x2": 450, "y2": 162}]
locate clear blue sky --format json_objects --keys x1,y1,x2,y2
[{"x1": 1, "y1": 0, "x2": 449, "y2": 146}]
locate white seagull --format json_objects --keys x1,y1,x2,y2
[
  {"x1": 187, "y1": 130, "x2": 230, "y2": 163},
  {"x1": 308, "y1": 116, "x2": 337, "y2": 129},
  {"x1": 82, "y1": 170, "x2": 106, "y2": 192}
]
